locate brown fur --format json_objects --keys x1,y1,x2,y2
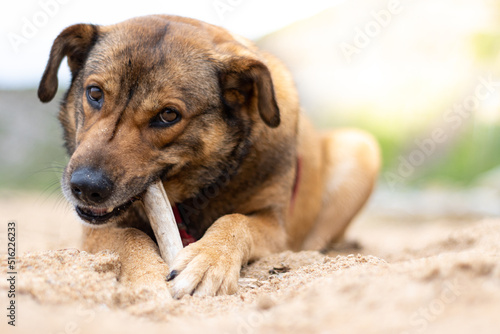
[{"x1": 39, "y1": 15, "x2": 380, "y2": 297}]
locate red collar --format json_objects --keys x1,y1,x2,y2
[
  {"x1": 173, "y1": 157, "x2": 302, "y2": 247},
  {"x1": 172, "y1": 205, "x2": 197, "y2": 247},
  {"x1": 290, "y1": 157, "x2": 302, "y2": 210}
]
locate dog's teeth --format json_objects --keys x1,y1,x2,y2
[{"x1": 106, "y1": 207, "x2": 114, "y2": 213}]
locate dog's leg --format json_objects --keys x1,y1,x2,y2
[
  {"x1": 82, "y1": 226, "x2": 169, "y2": 290},
  {"x1": 168, "y1": 212, "x2": 286, "y2": 298},
  {"x1": 301, "y1": 129, "x2": 380, "y2": 251}
]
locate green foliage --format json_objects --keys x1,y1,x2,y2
[
  {"x1": 472, "y1": 33, "x2": 500, "y2": 62},
  {"x1": 0, "y1": 90, "x2": 67, "y2": 191},
  {"x1": 311, "y1": 110, "x2": 499, "y2": 187},
  {"x1": 414, "y1": 125, "x2": 500, "y2": 186}
]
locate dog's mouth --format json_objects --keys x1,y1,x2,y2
[{"x1": 75, "y1": 196, "x2": 141, "y2": 224}]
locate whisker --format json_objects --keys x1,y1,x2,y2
[{"x1": 36, "y1": 160, "x2": 67, "y2": 207}]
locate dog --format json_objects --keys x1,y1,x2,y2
[{"x1": 38, "y1": 15, "x2": 380, "y2": 298}]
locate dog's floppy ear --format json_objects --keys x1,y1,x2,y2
[
  {"x1": 220, "y1": 57, "x2": 280, "y2": 128},
  {"x1": 38, "y1": 24, "x2": 99, "y2": 103}
]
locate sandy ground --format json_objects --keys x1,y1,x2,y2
[{"x1": 1, "y1": 189, "x2": 500, "y2": 334}]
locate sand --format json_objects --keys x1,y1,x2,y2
[{"x1": 1, "y1": 191, "x2": 500, "y2": 334}]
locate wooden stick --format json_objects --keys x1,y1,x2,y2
[{"x1": 142, "y1": 180, "x2": 183, "y2": 267}]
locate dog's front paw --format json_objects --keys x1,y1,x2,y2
[{"x1": 167, "y1": 233, "x2": 245, "y2": 298}]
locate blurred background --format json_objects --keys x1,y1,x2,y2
[{"x1": 1, "y1": 0, "x2": 499, "y2": 223}]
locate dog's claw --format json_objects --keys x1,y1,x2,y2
[
  {"x1": 166, "y1": 270, "x2": 178, "y2": 281},
  {"x1": 168, "y1": 237, "x2": 243, "y2": 298}
]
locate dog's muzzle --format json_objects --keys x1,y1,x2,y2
[{"x1": 69, "y1": 167, "x2": 138, "y2": 224}]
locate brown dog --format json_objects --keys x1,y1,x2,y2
[{"x1": 38, "y1": 15, "x2": 380, "y2": 298}]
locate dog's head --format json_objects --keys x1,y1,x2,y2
[{"x1": 38, "y1": 15, "x2": 280, "y2": 226}]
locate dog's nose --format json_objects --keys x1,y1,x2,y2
[{"x1": 70, "y1": 167, "x2": 113, "y2": 205}]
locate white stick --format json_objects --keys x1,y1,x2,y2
[{"x1": 143, "y1": 180, "x2": 183, "y2": 267}]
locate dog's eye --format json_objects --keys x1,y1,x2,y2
[
  {"x1": 151, "y1": 107, "x2": 181, "y2": 127},
  {"x1": 159, "y1": 108, "x2": 179, "y2": 123},
  {"x1": 86, "y1": 86, "x2": 104, "y2": 109}
]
